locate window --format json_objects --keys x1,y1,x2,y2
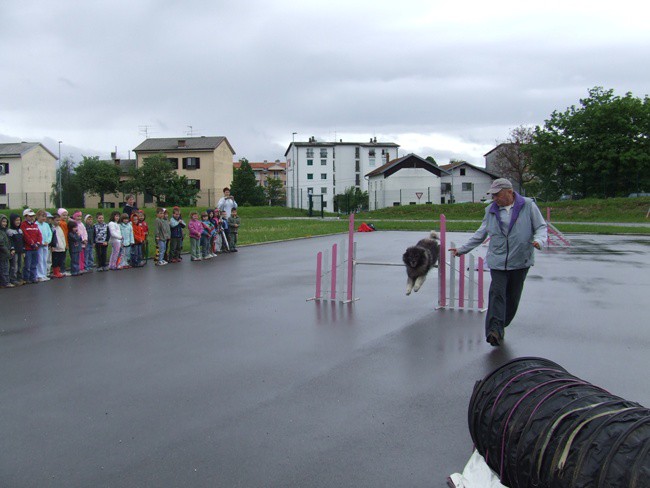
[
  {"x1": 167, "y1": 158, "x2": 179, "y2": 170},
  {"x1": 321, "y1": 187, "x2": 327, "y2": 194},
  {"x1": 320, "y1": 148, "x2": 327, "y2": 158},
  {"x1": 307, "y1": 187, "x2": 314, "y2": 194},
  {"x1": 355, "y1": 160, "x2": 360, "y2": 172},
  {"x1": 355, "y1": 147, "x2": 360, "y2": 158},
  {"x1": 182, "y1": 157, "x2": 200, "y2": 169},
  {"x1": 462, "y1": 182, "x2": 472, "y2": 191},
  {"x1": 101, "y1": 202, "x2": 116, "y2": 208},
  {"x1": 460, "y1": 168, "x2": 466, "y2": 176},
  {"x1": 369, "y1": 157, "x2": 375, "y2": 167},
  {"x1": 321, "y1": 173, "x2": 327, "y2": 180},
  {"x1": 355, "y1": 174, "x2": 360, "y2": 186},
  {"x1": 0, "y1": 183, "x2": 6, "y2": 195},
  {"x1": 307, "y1": 173, "x2": 314, "y2": 180},
  {"x1": 144, "y1": 192, "x2": 154, "y2": 204},
  {"x1": 369, "y1": 149, "x2": 376, "y2": 157},
  {"x1": 307, "y1": 159, "x2": 313, "y2": 166},
  {"x1": 0, "y1": 163, "x2": 9, "y2": 175},
  {"x1": 441, "y1": 182, "x2": 452, "y2": 193},
  {"x1": 306, "y1": 148, "x2": 314, "y2": 158},
  {"x1": 321, "y1": 159, "x2": 326, "y2": 166},
  {"x1": 188, "y1": 179, "x2": 201, "y2": 190},
  {"x1": 333, "y1": 176, "x2": 336, "y2": 185}
]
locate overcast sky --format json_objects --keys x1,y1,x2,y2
[{"x1": 1, "y1": 0, "x2": 648, "y2": 166}]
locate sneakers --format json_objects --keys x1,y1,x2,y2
[
  {"x1": 1, "y1": 283, "x2": 16, "y2": 288},
  {"x1": 157, "y1": 260, "x2": 168, "y2": 266},
  {"x1": 486, "y1": 330, "x2": 503, "y2": 347}
]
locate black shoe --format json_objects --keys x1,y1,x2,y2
[{"x1": 486, "y1": 330, "x2": 502, "y2": 347}]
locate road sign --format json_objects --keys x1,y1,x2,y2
[{"x1": 415, "y1": 192, "x2": 423, "y2": 200}]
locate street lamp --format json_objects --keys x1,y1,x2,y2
[
  {"x1": 58, "y1": 141, "x2": 62, "y2": 208},
  {"x1": 292, "y1": 132, "x2": 297, "y2": 208}
]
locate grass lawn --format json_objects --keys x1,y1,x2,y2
[{"x1": 2, "y1": 196, "x2": 648, "y2": 254}]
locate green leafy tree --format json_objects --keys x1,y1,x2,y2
[
  {"x1": 230, "y1": 158, "x2": 265, "y2": 206},
  {"x1": 425, "y1": 156, "x2": 438, "y2": 166},
  {"x1": 51, "y1": 157, "x2": 84, "y2": 207},
  {"x1": 531, "y1": 87, "x2": 650, "y2": 199},
  {"x1": 265, "y1": 177, "x2": 285, "y2": 206},
  {"x1": 74, "y1": 156, "x2": 121, "y2": 207},
  {"x1": 124, "y1": 153, "x2": 175, "y2": 205},
  {"x1": 164, "y1": 175, "x2": 201, "y2": 206},
  {"x1": 334, "y1": 186, "x2": 369, "y2": 214}
]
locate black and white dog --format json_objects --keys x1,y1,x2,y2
[{"x1": 402, "y1": 231, "x2": 440, "y2": 295}]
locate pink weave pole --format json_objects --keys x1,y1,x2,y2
[
  {"x1": 347, "y1": 213, "x2": 355, "y2": 302},
  {"x1": 478, "y1": 257, "x2": 484, "y2": 310},
  {"x1": 331, "y1": 243, "x2": 337, "y2": 300},
  {"x1": 458, "y1": 253, "x2": 465, "y2": 308},
  {"x1": 439, "y1": 214, "x2": 447, "y2": 307},
  {"x1": 315, "y1": 251, "x2": 323, "y2": 300}
]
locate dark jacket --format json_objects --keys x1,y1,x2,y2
[
  {"x1": 170, "y1": 216, "x2": 186, "y2": 239},
  {"x1": 7, "y1": 213, "x2": 24, "y2": 254},
  {"x1": 0, "y1": 214, "x2": 11, "y2": 258},
  {"x1": 68, "y1": 231, "x2": 83, "y2": 254}
]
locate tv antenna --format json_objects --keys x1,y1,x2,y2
[{"x1": 138, "y1": 125, "x2": 153, "y2": 138}]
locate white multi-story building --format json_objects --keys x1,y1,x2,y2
[{"x1": 284, "y1": 137, "x2": 400, "y2": 210}]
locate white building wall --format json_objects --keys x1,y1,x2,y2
[
  {"x1": 368, "y1": 168, "x2": 441, "y2": 210},
  {"x1": 0, "y1": 145, "x2": 56, "y2": 208},
  {"x1": 286, "y1": 142, "x2": 399, "y2": 210},
  {"x1": 441, "y1": 165, "x2": 494, "y2": 203}
]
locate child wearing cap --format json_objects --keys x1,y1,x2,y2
[{"x1": 20, "y1": 209, "x2": 42, "y2": 284}]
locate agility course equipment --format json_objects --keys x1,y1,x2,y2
[
  {"x1": 546, "y1": 207, "x2": 572, "y2": 248},
  {"x1": 468, "y1": 357, "x2": 650, "y2": 487},
  {"x1": 308, "y1": 214, "x2": 488, "y2": 311}
]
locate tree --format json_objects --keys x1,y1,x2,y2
[
  {"x1": 265, "y1": 177, "x2": 285, "y2": 206},
  {"x1": 425, "y1": 156, "x2": 438, "y2": 166},
  {"x1": 124, "y1": 153, "x2": 175, "y2": 205},
  {"x1": 50, "y1": 157, "x2": 84, "y2": 207},
  {"x1": 230, "y1": 158, "x2": 265, "y2": 206},
  {"x1": 334, "y1": 187, "x2": 369, "y2": 214},
  {"x1": 74, "y1": 156, "x2": 121, "y2": 207},
  {"x1": 531, "y1": 87, "x2": 650, "y2": 199},
  {"x1": 164, "y1": 175, "x2": 201, "y2": 206},
  {"x1": 492, "y1": 126, "x2": 535, "y2": 194}
]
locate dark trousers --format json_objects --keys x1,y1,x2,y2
[
  {"x1": 23, "y1": 250, "x2": 38, "y2": 282},
  {"x1": 485, "y1": 268, "x2": 529, "y2": 338},
  {"x1": 52, "y1": 251, "x2": 66, "y2": 269},
  {"x1": 0, "y1": 257, "x2": 9, "y2": 286},
  {"x1": 95, "y1": 243, "x2": 108, "y2": 268},
  {"x1": 170, "y1": 237, "x2": 182, "y2": 260},
  {"x1": 130, "y1": 244, "x2": 142, "y2": 266},
  {"x1": 70, "y1": 251, "x2": 81, "y2": 275},
  {"x1": 9, "y1": 252, "x2": 23, "y2": 283}
]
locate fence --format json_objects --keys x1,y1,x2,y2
[{"x1": 0, "y1": 192, "x2": 52, "y2": 209}]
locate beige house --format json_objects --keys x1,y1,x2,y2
[
  {"x1": 0, "y1": 142, "x2": 57, "y2": 209},
  {"x1": 233, "y1": 160, "x2": 286, "y2": 187},
  {"x1": 132, "y1": 136, "x2": 236, "y2": 208},
  {"x1": 84, "y1": 158, "x2": 137, "y2": 209}
]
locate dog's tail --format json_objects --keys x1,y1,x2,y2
[{"x1": 430, "y1": 230, "x2": 439, "y2": 240}]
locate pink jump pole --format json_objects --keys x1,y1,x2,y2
[
  {"x1": 331, "y1": 243, "x2": 338, "y2": 300},
  {"x1": 478, "y1": 257, "x2": 485, "y2": 310},
  {"x1": 347, "y1": 213, "x2": 355, "y2": 302},
  {"x1": 458, "y1": 253, "x2": 465, "y2": 308},
  {"x1": 439, "y1": 214, "x2": 447, "y2": 307},
  {"x1": 315, "y1": 251, "x2": 323, "y2": 300}
]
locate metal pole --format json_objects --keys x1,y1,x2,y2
[
  {"x1": 292, "y1": 132, "x2": 297, "y2": 208},
  {"x1": 439, "y1": 214, "x2": 447, "y2": 307},
  {"x1": 58, "y1": 141, "x2": 62, "y2": 207}
]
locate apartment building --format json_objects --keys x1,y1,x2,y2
[
  {"x1": 0, "y1": 142, "x2": 57, "y2": 209},
  {"x1": 284, "y1": 137, "x2": 399, "y2": 210}
]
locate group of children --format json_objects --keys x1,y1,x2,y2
[{"x1": 0, "y1": 205, "x2": 241, "y2": 288}]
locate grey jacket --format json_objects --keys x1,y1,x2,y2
[{"x1": 457, "y1": 193, "x2": 547, "y2": 270}]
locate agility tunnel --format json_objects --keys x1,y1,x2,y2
[{"x1": 468, "y1": 357, "x2": 650, "y2": 487}]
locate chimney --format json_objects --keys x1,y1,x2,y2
[
  {"x1": 111, "y1": 151, "x2": 117, "y2": 160},
  {"x1": 178, "y1": 139, "x2": 187, "y2": 148}
]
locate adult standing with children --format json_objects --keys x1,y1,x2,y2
[
  {"x1": 217, "y1": 187, "x2": 237, "y2": 218},
  {"x1": 449, "y1": 179, "x2": 547, "y2": 347},
  {"x1": 122, "y1": 194, "x2": 139, "y2": 218}
]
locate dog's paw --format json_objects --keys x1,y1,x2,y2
[{"x1": 413, "y1": 285, "x2": 420, "y2": 292}]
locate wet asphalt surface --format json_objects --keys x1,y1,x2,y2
[{"x1": 1, "y1": 232, "x2": 649, "y2": 487}]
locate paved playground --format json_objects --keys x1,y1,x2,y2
[{"x1": 1, "y1": 231, "x2": 649, "y2": 487}]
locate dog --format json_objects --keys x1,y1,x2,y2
[{"x1": 402, "y1": 231, "x2": 440, "y2": 295}]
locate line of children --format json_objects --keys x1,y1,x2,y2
[{"x1": 1, "y1": 206, "x2": 239, "y2": 287}]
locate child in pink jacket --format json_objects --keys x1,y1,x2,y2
[{"x1": 187, "y1": 212, "x2": 203, "y2": 261}]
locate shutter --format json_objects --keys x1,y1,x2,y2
[
  {"x1": 182, "y1": 158, "x2": 187, "y2": 169},
  {"x1": 195, "y1": 157, "x2": 200, "y2": 169}
]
